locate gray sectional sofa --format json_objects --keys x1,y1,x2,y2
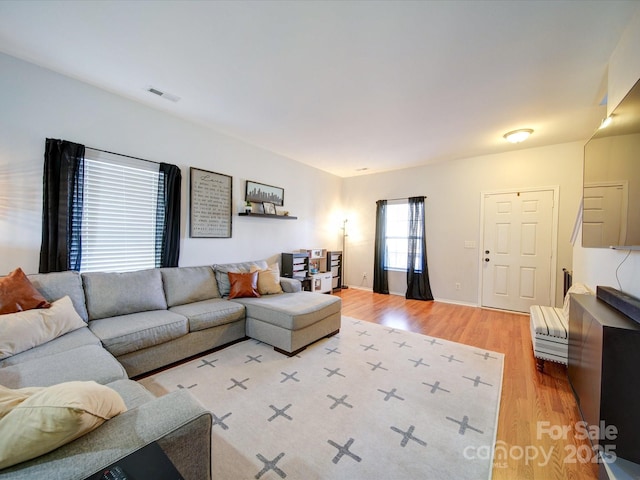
[{"x1": 0, "y1": 259, "x2": 341, "y2": 479}]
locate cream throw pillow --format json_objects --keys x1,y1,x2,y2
[
  {"x1": 562, "y1": 282, "x2": 593, "y2": 320},
  {"x1": 0, "y1": 385, "x2": 40, "y2": 421},
  {"x1": 0, "y1": 381, "x2": 127, "y2": 469},
  {"x1": 0, "y1": 295, "x2": 86, "y2": 359},
  {"x1": 250, "y1": 264, "x2": 283, "y2": 295}
]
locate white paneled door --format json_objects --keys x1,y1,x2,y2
[{"x1": 481, "y1": 189, "x2": 556, "y2": 313}]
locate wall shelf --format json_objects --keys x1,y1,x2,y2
[{"x1": 238, "y1": 212, "x2": 297, "y2": 220}]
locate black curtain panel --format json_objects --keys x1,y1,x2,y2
[
  {"x1": 406, "y1": 196, "x2": 433, "y2": 301},
  {"x1": 157, "y1": 163, "x2": 182, "y2": 267},
  {"x1": 39, "y1": 138, "x2": 85, "y2": 273},
  {"x1": 373, "y1": 199, "x2": 389, "y2": 294}
]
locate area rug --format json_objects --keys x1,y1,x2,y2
[{"x1": 139, "y1": 317, "x2": 504, "y2": 480}]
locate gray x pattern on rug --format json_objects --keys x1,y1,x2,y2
[{"x1": 140, "y1": 316, "x2": 504, "y2": 480}]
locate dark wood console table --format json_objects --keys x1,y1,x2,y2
[
  {"x1": 568, "y1": 294, "x2": 640, "y2": 479},
  {"x1": 85, "y1": 442, "x2": 183, "y2": 480}
]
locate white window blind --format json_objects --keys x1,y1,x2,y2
[
  {"x1": 80, "y1": 149, "x2": 162, "y2": 273},
  {"x1": 384, "y1": 201, "x2": 422, "y2": 271}
]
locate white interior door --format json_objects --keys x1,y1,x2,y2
[{"x1": 481, "y1": 189, "x2": 555, "y2": 313}]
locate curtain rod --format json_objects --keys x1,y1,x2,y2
[
  {"x1": 380, "y1": 196, "x2": 427, "y2": 202},
  {"x1": 86, "y1": 146, "x2": 159, "y2": 165}
]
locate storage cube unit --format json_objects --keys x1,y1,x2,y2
[
  {"x1": 327, "y1": 251, "x2": 342, "y2": 291},
  {"x1": 281, "y1": 252, "x2": 309, "y2": 279}
]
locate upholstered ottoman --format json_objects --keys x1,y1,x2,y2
[
  {"x1": 529, "y1": 283, "x2": 593, "y2": 372},
  {"x1": 232, "y1": 292, "x2": 342, "y2": 355},
  {"x1": 529, "y1": 305, "x2": 568, "y2": 372}
]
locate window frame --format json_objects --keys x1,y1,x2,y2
[
  {"x1": 383, "y1": 200, "x2": 423, "y2": 272},
  {"x1": 79, "y1": 149, "x2": 163, "y2": 273}
]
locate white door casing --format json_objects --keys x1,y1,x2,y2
[{"x1": 480, "y1": 187, "x2": 558, "y2": 313}]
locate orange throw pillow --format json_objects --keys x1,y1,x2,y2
[
  {"x1": 227, "y1": 271, "x2": 260, "y2": 299},
  {"x1": 0, "y1": 268, "x2": 51, "y2": 315}
]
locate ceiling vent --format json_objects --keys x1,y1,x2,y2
[{"x1": 146, "y1": 86, "x2": 180, "y2": 103}]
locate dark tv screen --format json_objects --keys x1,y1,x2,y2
[{"x1": 583, "y1": 78, "x2": 640, "y2": 249}]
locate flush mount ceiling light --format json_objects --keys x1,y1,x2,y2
[{"x1": 503, "y1": 128, "x2": 533, "y2": 144}]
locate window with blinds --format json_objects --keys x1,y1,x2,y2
[
  {"x1": 384, "y1": 201, "x2": 422, "y2": 271},
  {"x1": 80, "y1": 150, "x2": 163, "y2": 273}
]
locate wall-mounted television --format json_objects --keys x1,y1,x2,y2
[{"x1": 582, "y1": 77, "x2": 640, "y2": 249}]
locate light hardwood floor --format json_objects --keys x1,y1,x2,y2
[{"x1": 335, "y1": 288, "x2": 598, "y2": 480}]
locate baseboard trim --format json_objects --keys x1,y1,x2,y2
[
  {"x1": 434, "y1": 298, "x2": 479, "y2": 308},
  {"x1": 344, "y1": 287, "x2": 480, "y2": 308}
]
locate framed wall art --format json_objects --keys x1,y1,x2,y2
[
  {"x1": 245, "y1": 180, "x2": 284, "y2": 206},
  {"x1": 190, "y1": 167, "x2": 232, "y2": 238}
]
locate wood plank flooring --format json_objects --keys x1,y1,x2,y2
[{"x1": 335, "y1": 288, "x2": 598, "y2": 480}]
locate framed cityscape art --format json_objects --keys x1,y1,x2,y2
[{"x1": 245, "y1": 180, "x2": 284, "y2": 206}]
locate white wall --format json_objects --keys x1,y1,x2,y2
[
  {"x1": 0, "y1": 53, "x2": 343, "y2": 275},
  {"x1": 572, "y1": 8, "x2": 640, "y2": 298},
  {"x1": 342, "y1": 142, "x2": 584, "y2": 306},
  {"x1": 3, "y1": 15, "x2": 638, "y2": 303}
]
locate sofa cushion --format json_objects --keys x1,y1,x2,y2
[
  {"x1": 161, "y1": 266, "x2": 220, "y2": 307},
  {"x1": 228, "y1": 271, "x2": 260, "y2": 299},
  {"x1": 250, "y1": 264, "x2": 284, "y2": 295},
  {"x1": 0, "y1": 268, "x2": 50, "y2": 314},
  {"x1": 0, "y1": 345, "x2": 127, "y2": 389},
  {"x1": 82, "y1": 269, "x2": 168, "y2": 320},
  {"x1": 213, "y1": 260, "x2": 268, "y2": 297},
  {"x1": 0, "y1": 327, "x2": 100, "y2": 367},
  {"x1": 169, "y1": 298, "x2": 245, "y2": 332},
  {"x1": 0, "y1": 381, "x2": 126, "y2": 469},
  {"x1": 88, "y1": 311, "x2": 188, "y2": 357},
  {"x1": 0, "y1": 296, "x2": 86, "y2": 360},
  {"x1": 28, "y1": 270, "x2": 89, "y2": 322},
  {"x1": 233, "y1": 292, "x2": 341, "y2": 331},
  {"x1": 279, "y1": 277, "x2": 302, "y2": 293}
]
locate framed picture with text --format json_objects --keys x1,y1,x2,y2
[{"x1": 190, "y1": 167, "x2": 232, "y2": 238}]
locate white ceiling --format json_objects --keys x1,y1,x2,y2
[{"x1": 1, "y1": 1, "x2": 638, "y2": 178}]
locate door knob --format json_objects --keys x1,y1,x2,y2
[{"x1": 484, "y1": 258, "x2": 490, "y2": 262}]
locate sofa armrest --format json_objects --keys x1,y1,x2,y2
[
  {"x1": 280, "y1": 277, "x2": 302, "y2": 293},
  {"x1": 0, "y1": 390, "x2": 212, "y2": 480}
]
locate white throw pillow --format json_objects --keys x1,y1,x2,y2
[
  {"x1": 0, "y1": 295, "x2": 86, "y2": 359},
  {"x1": 0, "y1": 381, "x2": 127, "y2": 469},
  {"x1": 562, "y1": 282, "x2": 593, "y2": 320}
]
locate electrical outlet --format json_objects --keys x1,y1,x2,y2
[
  {"x1": 363, "y1": 272, "x2": 368, "y2": 279},
  {"x1": 455, "y1": 282, "x2": 461, "y2": 290}
]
